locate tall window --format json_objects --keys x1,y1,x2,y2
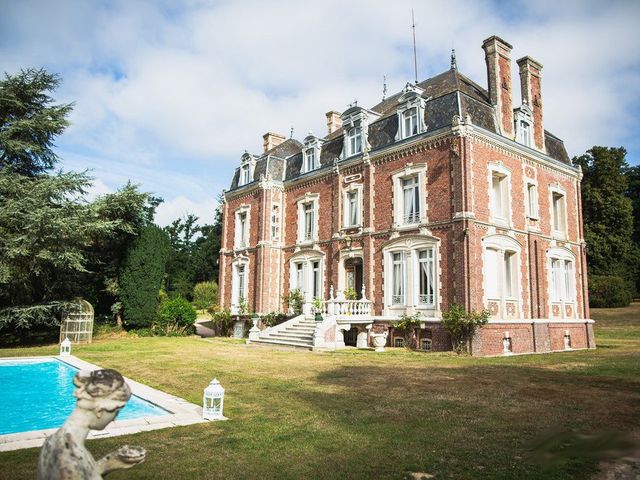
[
  {"x1": 236, "y1": 211, "x2": 248, "y2": 248},
  {"x1": 402, "y1": 176, "x2": 420, "y2": 224},
  {"x1": 312, "y1": 261, "x2": 321, "y2": 298},
  {"x1": 552, "y1": 192, "x2": 566, "y2": 237},
  {"x1": 294, "y1": 262, "x2": 305, "y2": 292},
  {"x1": 347, "y1": 126, "x2": 362, "y2": 156},
  {"x1": 402, "y1": 108, "x2": 418, "y2": 139},
  {"x1": 551, "y1": 258, "x2": 574, "y2": 302},
  {"x1": 304, "y1": 148, "x2": 317, "y2": 173},
  {"x1": 236, "y1": 264, "x2": 246, "y2": 302},
  {"x1": 392, "y1": 252, "x2": 405, "y2": 305},
  {"x1": 418, "y1": 249, "x2": 435, "y2": 305},
  {"x1": 485, "y1": 248, "x2": 517, "y2": 300},
  {"x1": 344, "y1": 190, "x2": 359, "y2": 227},
  {"x1": 526, "y1": 183, "x2": 539, "y2": 219},
  {"x1": 303, "y1": 202, "x2": 314, "y2": 240},
  {"x1": 271, "y1": 205, "x2": 279, "y2": 241},
  {"x1": 517, "y1": 120, "x2": 531, "y2": 147},
  {"x1": 490, "y1": 171, "x2": 509, "y2": 223},
  {"x1": 240, "y1": 164, "x2": 251, "y2": 186}
]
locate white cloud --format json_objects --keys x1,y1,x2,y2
[
  {"x1": 154, "y1": 196, "x2": 218, "y2": 227},
  {"x1": 1, "y1": 0, "x2": 639, "y2": 223}
]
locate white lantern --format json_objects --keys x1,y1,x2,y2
[
  {"x1": 60, "y1": 337, "x2": 72, "y2": 357},
  {"x1": 203, "y1": 378, "x2": 225, "y2": 420}
]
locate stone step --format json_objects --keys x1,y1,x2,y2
[
  {"x1": 265, "y1": 332, "x2": 314, "y2": 341},
  {"x1": 252, "y1": 338, "x2": 313, "y2": 349}
]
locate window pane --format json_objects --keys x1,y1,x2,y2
[
  {"x1": 313, "y1": 261, "x2": 321, "y2": 298},
  {"x1": 485, "y1": 249, "x2": 500, "y2": 298},
  {"x1": 504, "y1": 251, "x2": 514, "y2": 297},
  {"x1": 492, "y1": 175, "x2": 502, "y2": 218},
  {"x1": 418, "y1": 249, "x2": 434, "y2": 305},
  {"x1": 392, "y1": 252, "x2": 405, "y2": 304}
]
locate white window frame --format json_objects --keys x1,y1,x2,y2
[
  {"x1": 342, "y1": 183, "x2": 363, "y2": 229},
  {"x1": 289, "y1": 251, "x2": 324, "y2": 304},
  {"x1": 395, "y1": 83, "x2": 426, "y2": 141},
  {"x1": 549, "y1": 185, "x2": 568, "y2": 239},
  {"x1": 488, "y1": 164, "x2": 512, "y2": 227},
  {"x1": 514, "y1": 105, "x2": 533, "y2": 148},
  {"x1": 482, "y1": 235, "x2": 522, "y2": 319},
  {"x1": 525, "y1": 180, "x2": 539, "y2": 220},
  {"x1": 231, "y1": 256, "x2": 249, "y2": 314},
  {"x1": 301, "y1": 135, "x2": 323, "y2": 174},
  {"x1": 238, "y1": 153, "x2": 256, "y2": 187},
  {"x1": 346, "y1": 126, "x2": 362, "y2": 157},
  {"x1": 420, "y1": 338, "x2": 432, "y2": 351},
  {"x1": 234, "y1": 205, "x2": 251, "y2": 249},
  {"x1": 296, "y1": 193, "x2": 319, "y2": 244},
  {"x1": 392, "y1": 163, "x2": 428, "y2": 228},
  {"x1": 547, "y1": 247, "x2": 577, "y2": 318},
  {"x1": 271, "y1": 203, "x2": 280, "y2": 242},
  {"x1": 383, "y1": 236, "x2": 440, "y2": 316}
]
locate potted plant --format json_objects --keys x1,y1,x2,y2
[{"x1": 312, "y1": 297, "x2": 323, "y2": 322}]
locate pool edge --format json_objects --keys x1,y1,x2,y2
[{"x1": 0, "y1": 355, "x2": 211, "y2": 452}]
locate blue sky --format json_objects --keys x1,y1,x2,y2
[{"x1": 1, "y1": 0, "x2": 639, "y2": 225}]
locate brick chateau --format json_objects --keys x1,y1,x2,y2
[{"x1": 218, "y1": 35, "x2": 595, "y2": 356}]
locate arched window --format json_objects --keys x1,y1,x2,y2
[
  {"x1": 547, "y1": 247, "x2": 577, "y2": 319},
  {"x1": 483, "y1": 235, "x2": 521, "y2": 319},
  {"x1": 231, "y1": 257, "x2": 249, "y2": 314}
]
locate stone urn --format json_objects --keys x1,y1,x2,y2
[{"x1": 370, "y1": 331, "x2": 388, "y2": 352}]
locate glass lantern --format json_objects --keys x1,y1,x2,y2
[
  {"x1": 60, "y1": 337, "x2": 72, "y2": 357},
  {"x1": 203, "y1": 378, "x2": 225, "y2": 420}
]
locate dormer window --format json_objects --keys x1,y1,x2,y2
[
  {"x1": 402, "y1": 108, "x2": 418, "y2": 137},
  {"x1": 304, "y1": 148, "x2": 317, "y2": 172},
  {"x1": 347, "y1": 126, "x2": 362, "y2": 156},
  {"x1": 514, "y1": 104, "x2": 533, "y2": 147},
  {"x1": 238, "y1": 152, "x2": 256, "y2": 187},
  {"x1": 396, "y1": 83, "x2": 426, "y2": 141},
  {"x1": 341, "y1": 106, "x2": 379, "y2": 160},
  {"x1": 302, "y1": 134, "x2": 323, "y2": 173}
]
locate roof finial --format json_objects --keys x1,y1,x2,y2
[
  {"x1": 382, "y1": 75, "x2": 388, "y2": 101},
  {"x1": 451, "y1": 48, "x2": 457, "y2": 70},
  {"x1": 290, "y1": 126, "x2": 294, "y2": 138}
]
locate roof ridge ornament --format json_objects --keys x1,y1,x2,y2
[{"x1": 451, "y1": 49, "x2": 457, "y2": 70}]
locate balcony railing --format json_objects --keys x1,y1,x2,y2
[
  {"x1": 403, "y1": 211, "x2": 420, "y2": 224},
  {"x1": 312, "y1": 286, "x2": 373, "y2": 318}
]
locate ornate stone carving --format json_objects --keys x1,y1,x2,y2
[{"x1": 37, "y1": 369, "x2": 146, "y2": 480}]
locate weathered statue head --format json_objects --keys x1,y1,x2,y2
[{"x1": 73, "y1": 369, "x2": 131, "y2": 430}]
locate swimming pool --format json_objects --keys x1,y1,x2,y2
[{"x1": 0, "y1": 358, "x2": 169, "y2": 435}]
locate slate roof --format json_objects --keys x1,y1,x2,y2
[{"x1": 228, "y1": 67, "x2": 571, "y2": 191}]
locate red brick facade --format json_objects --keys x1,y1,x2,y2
[{"x1": 218, "y1": 36, "x2": 594, "y2": 356}]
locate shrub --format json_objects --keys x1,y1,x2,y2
[
  {"x1": 261, "y1": 312, "x2": 288, "y2": 327},
  {"x1": 283, "y1": 289, "x2": 304, "y2": 315},
  {"x1": 159, "y1": 296, "x2": 197, "y2": 326},
  {"x1": 193, "y1": 281, "x2": 218, "y2": 310},
  {"x1": 391, "y1": 312, "x2": 422, "y2": 350},
  {"x1": 208, "y1": 306, "x2": 234, "y2": 337},
  {"x1": 589, "y1": 275, "x2": 632, "y2": 308},
  {"x1": 441, "y1": 304, "x2": 490, "y2": 354}
]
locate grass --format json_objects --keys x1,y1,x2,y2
[{"x1": 0, "y1": 304, "x2": 639, "y2": 479}]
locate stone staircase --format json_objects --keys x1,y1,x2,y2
[{"x1": 250, "y1": 314, "x2": 317, "y2": 349}]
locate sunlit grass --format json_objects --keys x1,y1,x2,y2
[{"x1": 0, "y1": 306, "x2": 638, "y2": 479}]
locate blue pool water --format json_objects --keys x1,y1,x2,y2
[{"x1": 0, "y1": 358, "x2": 169, "y2": 435}]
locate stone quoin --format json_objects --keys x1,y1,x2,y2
[{"x1": 218, "y1": 35, "x2": 594, "y2": 356}]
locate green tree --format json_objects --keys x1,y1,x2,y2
[
  {"x1": 441, "y1": 304, "x2": 489, "y2": 354},
  {"x1": 193, "y1": 281, "x2": 218, "y2": 310},
  {"x1": 573, "y1": 147, "x2": 639, "y2": 297},
  {"x1": 119, "y1": 225, "x2": 170, "y2": 328},
  {"x1": 0, "y1": 68, "x2": 73, "y2": 175}
]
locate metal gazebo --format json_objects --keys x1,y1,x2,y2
[{"x1": 59, "y1": 298, "x2": 94, "y2": 344}]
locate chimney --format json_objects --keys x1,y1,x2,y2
[
  {"x1": 326, "y1": 110, "x2": 342, "y2": 135},
  {"x1": 263, "y1": 132, "x2": 286, "y2": 153},
  {"x1": 517, "y1": 56, "x2": 545, "y2": 151},
  {"x1": 482, "y1": 36, "x2": 514, "y2": 138}
]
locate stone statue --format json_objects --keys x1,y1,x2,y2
[{"x1": 37, "y1": 369, "x2": 146, "y2": 479}]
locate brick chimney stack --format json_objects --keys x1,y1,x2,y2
[
  {"x1": 326, "y1": 110, "x2": 342, "y2": 135},
  {"x1": 263, "y1": 132, "x2": 286, "y2": 153},
  {"x1": 482, "y1": 36, "x2": 514, "y2": 139},
  {"x1": 517, "y1": 56, "x2": 545, "y2": 152}
]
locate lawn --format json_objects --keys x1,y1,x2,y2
[{"x1": 1, "y1": 305, "x2": 639, "y2": 480}]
